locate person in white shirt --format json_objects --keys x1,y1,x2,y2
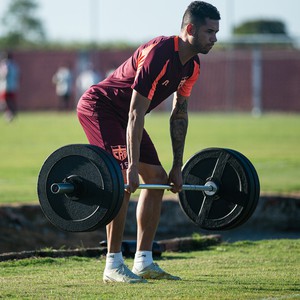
[{"x1": 52, "y1": 64, "x2": 73, "y2": 109}]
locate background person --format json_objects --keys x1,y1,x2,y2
[
  {"x1": 0, "y1": 51, "x2": 20, "y2": 122},
  {"x1": 77, "y1": 1, "x2": 220, "y2": 283},
  {"x1": 76, "y1": 63, "x2": 102, "y2": 97},
  {"x1": 52, "y1": 64, "x2": 73, "y2": 110}
]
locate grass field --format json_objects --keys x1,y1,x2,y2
[
  {"x1": 1, "y1": 239, "x2": 299, "y2": 299},
  {"x1": 0, "y1": 112, "x2": 300, "y2": 204},
  {"x1": 1, "y1": 113, "x2": 300, "y2": 299}
]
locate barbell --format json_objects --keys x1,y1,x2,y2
[
  {"x1": 51, "y1": 181, "x2": 218, "y2": 195},
  {"x1": 37, "y1": 144, "x2": 260, "y2": 232}
]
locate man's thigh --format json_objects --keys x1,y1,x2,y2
[
  {"x1": 78, "y1": 112, "x2": 162, "y2": 172},
  {"x1": 78, "y1": 111, "x2": 128, "y2": 170}
]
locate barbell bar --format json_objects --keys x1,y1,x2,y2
[{"x1": 50, "y1": 181, "x2": 218, "y2": 196}]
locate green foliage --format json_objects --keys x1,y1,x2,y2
[
  {"x1": 190, "y1": 233, "x2": 220, "y2": 250},
  {"x1": 0, "y1": 0, "x2": 46, "y2": 48},
  {"x1": 234, "y1": 19, "x2": 287, "y2": 35},
  {"x1": 0, "y1": 240, "x2": 299, "y2": 299},
  {"x1": 0, "y1": 0, "x2": 138, "y2": 50}
]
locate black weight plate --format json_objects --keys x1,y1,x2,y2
[
  {"x1": 212, "y1": 148, "x2": 257, "y2": 230},
  {"x1": 37, "y1": 144, "x2": 119, "y2": 232},
  {"x1": 84, "y1": 145, "x2": 121, "y2": 229},
  {"x1": 86, "y1": 145, "x2": 124, "y2": 229},
  {"x1": 178, "y1": 148, "x2": 256, "y2": 231},
  {"x1": 225, "y1": 149, "x2": 260, "y2": 228},
  {"x1": 85, "y1": 146, "x2": 122, "y2": 230}
]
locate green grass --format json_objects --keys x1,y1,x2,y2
[
  {"x1": 148, "y1": 112, "x2": 300, "y2": 196},
  {"x1": 0, "y1": 239, "x2": 299, "y2": 299},
  {"x1": 0, "y1": 112, "x2": 300, "y2": 204}
]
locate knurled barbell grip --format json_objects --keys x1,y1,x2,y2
[
  {"x1": 124, "y1": 183, "x2": 217, "y2": 192},
  {"x1": 51, "y1": 181, "x2": 218, "y2": 195}
]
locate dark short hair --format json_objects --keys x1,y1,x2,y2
[{"x1": 181, "y1": 1, "x2": 221, "y2": 29}]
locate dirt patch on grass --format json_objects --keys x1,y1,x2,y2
[{"x1": 0, "y1": 194, "x2": 299, "y2": 255}]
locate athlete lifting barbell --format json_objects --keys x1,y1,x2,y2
[{"x1": 37, "y1": 1, "x2": 261, "y2": 284}]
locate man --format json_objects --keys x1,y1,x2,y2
[
  {"x1": 52, "y1": 64, "x2": 73, "y2": 110},
  {"x1": 76, "y1": 63, "x2": 102, "y2": 97},
  {"x1": 77, "y1": 1, "x2": 220, "y2": 283},
  {"x1": 0, "y1": 52, "x2": 19, "y2": 122}
]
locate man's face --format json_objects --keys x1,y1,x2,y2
[{"x1": 192, "y1": 18, "x2": 219, "y2": 54}]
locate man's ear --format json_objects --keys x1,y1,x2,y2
[{"x1": 186, "y1": 23, "x2": 194, "y2": 36}]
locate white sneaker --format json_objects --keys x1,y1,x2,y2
[
  {"x1": 132, "y1": 263, "x2": 181, "y2": 280},
  {"x1": 103, "y1": 264, "x2": 147, "y2": 283}
]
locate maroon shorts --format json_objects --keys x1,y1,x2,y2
[
  {"x1": 77, "y1": 106, "x2": 161, "y2": 171},
  {"x1": 0, "y1": 91, "x2": 16, "y2": 101}
]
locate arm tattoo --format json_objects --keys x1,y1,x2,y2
[
  {"x1": 175, "y1": 100, "x2": 188, "y2": 114},
  {"x1": 170, "y1": 100, "x2": 188, "y2": 168}
]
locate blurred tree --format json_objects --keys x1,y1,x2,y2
[
  {"x1": 0, "y1": 0, "x2": 46, "y2": 47},
  {"x1": 234, "y1": 19, "x2": 288, "y2": 35}
]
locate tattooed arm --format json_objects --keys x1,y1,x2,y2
[{"x1": 168, "y1": 92, "x2": 189, "y2": 193}]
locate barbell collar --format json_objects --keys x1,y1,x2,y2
[{"x1": 51, "y1": 181, "x2": 218, "y2": 195}]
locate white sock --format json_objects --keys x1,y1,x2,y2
[
  {"x1": 134, "y1": 251, "x2": 153, "y2": 272},
  {"x1": 105, "y1": 252, "x2": 124, "y2": 271}
]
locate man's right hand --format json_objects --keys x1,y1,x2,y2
[{"x1": 125, "y1": 165, "x2": 140, "y2": 193}]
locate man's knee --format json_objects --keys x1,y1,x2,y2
[
  {"x1": 153, "y1": 167, "x2": 168, "y2": 184},
  {"x1": 139, "y1": 164, "x2": 168, "y2": 184}
]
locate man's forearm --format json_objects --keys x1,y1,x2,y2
[
  {"x1": 126, "y1": 90, "x2": 151, "y2": 168},
  {"x1": 170, "y1": 101, "x2": 188, "y2": 168},
  {"x1": 127, "y1": 112, "x2": 144, "y2": 167}
]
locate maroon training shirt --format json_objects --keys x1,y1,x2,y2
[{"x1": 77, "y1": 36, "x2": 200, "y2": 123}]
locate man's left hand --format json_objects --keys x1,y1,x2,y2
[{"x1": 168, "y1": 166, "x2": 183, "y2": 193}]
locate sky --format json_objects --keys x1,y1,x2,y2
[{"x1": 0, "y1": 0, "x2": 300, "y2": 44}]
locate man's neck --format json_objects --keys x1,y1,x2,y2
[{"x1": 177, "y1": 35, "x2": 196, "y2": 65}]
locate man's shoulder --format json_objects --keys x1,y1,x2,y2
[
  {"x1": 193, "y1": 54, "x2": 200, "y2": 64},
  {"x1": 140, "y1": 35, "x2": 175, "y2": 50}
]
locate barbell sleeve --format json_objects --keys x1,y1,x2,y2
[
  {"x1": 51, "y1": 183, "x2": 75, "y2": 194},
  {"x1": 51, "y1": 181, "x2": 218, "y2": 195}
]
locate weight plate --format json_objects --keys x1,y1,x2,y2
[
  {"x1": 86, "y1": 146, "x2": 123, "y2": 230},
  {"x1": 212, "y1": 148, "x2": 256, "y2": 230},
  {"x1": 178, "y1": 148, "x2": 258, "y2": 231},
  {"x1": 86, "y1": 145, "x2": 124, "y2": 229},
  {"x1": 37, "y1": 144, "x2": 121, "y2": 232},
  {"x1": 225, "y1": 149, "x2": 260, "y2": 229}
]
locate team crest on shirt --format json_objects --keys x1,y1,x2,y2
[{"x1": 111, "y1": 145, "x2": 127, "y2": 161}]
